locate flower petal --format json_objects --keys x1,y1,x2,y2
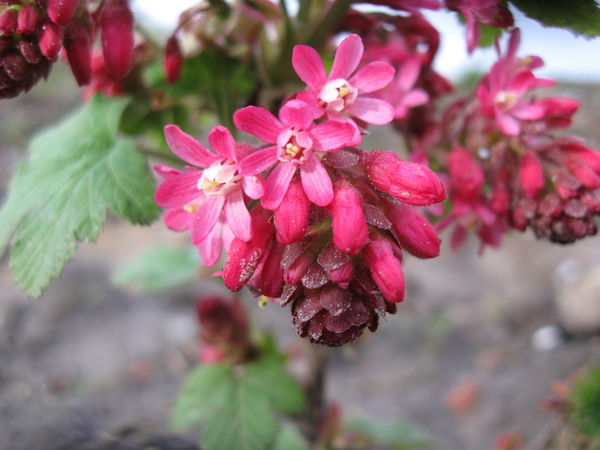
[
  {"x1": 345, "y1": 97, "x2": 395, "y2": 125},
  {"x1": 349, "y1": 61, "x2": 394, "y2": 94},
  {"x1": 261, "y1": 162, "x2": 297, "y2": 210},
  {"x1": 330, "y1": 34, "x2": 363, "y2": 80},
  {"x1": 292, "y1": 45, "x2": 327, "y2": 92},
  {"x1": 164, "y1": 125, "x2": 220, "y2": 167},
  {"x1": 225, "y1": 188, "x2": 252, "y2": 242},
  {"x1": 154, "y1": 164, "x2": 183, "y2": 180},
  {"x1": 190, "y1": 194, "x2": 226, "y2": 245},
  {"x1": 197, "y1": 220, "x2": 223, "y2": 267},
  {"x1": 234, "y1": 106, "x2": 284, "y2": 143},
  {"x1": 311, "y1": 120, "x2": 355, "y2": 152},
  {"x1": 208, "y1": 125, "x2": 236, "y2": 160},
  {"x1": 396, "y1": 57, "x2": 421, "y2": 92},
  {"x1": 238, "y1": 146, "x2": 278, "y2": 176},
  {"x1": 155, "y1": 169, "x2": 203, "y2": 208},
  {"x1": 242, "y1": 175, "x2": 265, "y2": 199},
  {"x1": 279, "y1": 99, "x2": 314, "y2": 130},
  {"x1": 164, "y1": 207, "x2": 193, "y2": 231},
  {"x1": 301, "y1": 153, "x2": 333, "y2": 206}
]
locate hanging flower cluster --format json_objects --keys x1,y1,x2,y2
[
  {"x1": 155, "y1": 34, "x2": 446, "y2": 346},
  {"x1": 0, "y1": 0, "x2": 136, "y2": 98}
]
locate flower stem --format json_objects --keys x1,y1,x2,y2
[{"x1": 297, "y1": 344, "x2": 330, "y2": 449}]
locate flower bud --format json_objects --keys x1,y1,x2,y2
[
  {"x1": 362, "y1": 232, "x2": 405, "y2": 303},
  {"x1": 223, "y1": 205, "x2": 274, "y2": 291},
  {"x1": 18, "y1": 35, "x2": 42, "y2": 64},
  {"x1": 491, "y1": 168, "x2": 511, "y2": 215},
  {"x1": 196, "y1": 294, "x2": 249, "y2": 363},
  {"x1": 364, "y1": 150, "x2": 446, "y2": 206},
  {"x1": 16, "y1": 2, "x2": 40, "y2": 34},
  {"x1": 165, "y1": 35, "x2": 183, "y2": 85},
  {"x1": 38, "y1": 18, "x2": 64, "y2": 60},
  {"x1": 384, "y1": 201, "x2": 441, "y2": 259},
  {"x1": 3, "y1": 50, "x2": 28, "y2": 81},
  {"x1": 64, "y1": 19, "x2": 92, "y2": 86},
  {"x1": 519, "y1": 149, "x2": 545, "y2": 198},
  {"x1": 100, "y1": 0, "x2": 134, "y2": 77},
  {"x1": 48, "y1": 0, "x2": 79, "y2": 27},
  {"x1": 448, "y1": 146, "x2": 484, "y2": 199},
  {"x1": 565, "y1": 158, "x2": 600, "y2": 189},
  {"x1": 0, "y1": 8, "x2": 18, "y2": 34},
  {"x1": 257, "y1": 241, "x2": 285, "y2": 298},
  {"x1": 328, "y1": 180, "x2": 368, "y2": 256},
  {"x1": 274, "y1": 180, "x2": 309, "y2": 245}
]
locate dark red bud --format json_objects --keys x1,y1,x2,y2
[
  {"x1": 3, "y1": 50, "x2": 28, "y2": 81},
  {"x1": 64, "y1": 19, "x2": 92, "y2": 86},
  {"x1": 164, "y1": 35, "x2": 183, "y2": 85},
  {"x1": 100, "y1": 0, "x2": 134, "y2": 77},
  {"x1": 0, "y1": 8, "x2": 18, "y2": 33},
  {"x1": 18, "y1": 35, "x2": 42, "y2": 63}
]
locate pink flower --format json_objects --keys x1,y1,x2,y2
[
  {"x1": 292, "y1": 34, "x2": 395, "y2": 144},
  {"x1": 445, "y1": 0, "x2": 514, "y2": 54},
  {"x1": 234, "y1": 99, "x2": 355, "y2": 209},
  {"x1": 154, "y1": 125, "x2": 265, "y2": 266},
  {"x1": 476, "y1": 29, "x2": 554, "y2": 136}
]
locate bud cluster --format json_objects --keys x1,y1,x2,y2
[{"x1": 0, "y1": 0, "x2": 135, "y2": 98}]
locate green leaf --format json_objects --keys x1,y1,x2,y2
[
  {"x1": 477, "y1": 24, "x2": 503, "y2": 48},
  {"x1": 244, "y1": 356, "x2": 305, "y2": 414},
  {"x1": 508, "y1": 0, "x2": 600, "y2": 38},
  {"x1": 171, "y1": 355, "x2": 306, "y2": 450},
  {"x1": 112, "y1": 245, "x2": 201, "y2": 292},
  {"x1": 272, "y1": 423, "x2": 309, "y2": 450},
  {"x1": 0, "y1": 95, "x2": 160, "y2": 297},
  {"x1": 146, "y1": 51, "x2": 258, "y2": 131},
  {"x1": 569, "y1": 366, "x2": 600, "y2": 437}
]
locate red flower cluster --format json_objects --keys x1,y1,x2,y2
[
  {"x1": 155, "y1": 34, "x2": 446, "y2": 346},
  {"x1": 0, "y1": 0, "x2": 134, "y2": 98},
  {"x1": 432, "y1": 29, "x2": 600, "y2": 247}
]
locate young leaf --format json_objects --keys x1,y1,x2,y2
[
  {"x1": 171, "y1": 355, "x2": 306, "y2": 450},
  {"x1": 0, "y1": 95, "x2": 160, "y2": 297},
  {"x1": 113, "y1": 245, "x2": 201, "y2": 292},
  {"x1": 509, "y1": 0, "x2": 600, "y2": 38}
]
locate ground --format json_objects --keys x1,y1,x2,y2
[{"x1": 1, "y1": 70, "x2": 600, "y2": 450}]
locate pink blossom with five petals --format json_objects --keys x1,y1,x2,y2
[
  {"x1": 292, "y1": 34, "x2": 395, "y2": 145},
  {"x1": 234, "y1": 99, "x2": 356, "y2": 210},
  {"x1": 154, "y1": 125, "x2": 265, "y2": 266}
]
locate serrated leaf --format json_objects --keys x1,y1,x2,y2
[
  {"x1": 509, "y1": 0, "x2": 600, "y2": 38},
  {"x1": 113, "y1": 245, "x2": 201, "y2": 292},
  {"x1": 171, "y1": 364, "x2": 236, "y2": 430},
  {"x1": 171, "y1": 356, "x2": 306, "y2": 450},
  {"x1": 0, "y1": 95, "x2": 160, "y2": 297}
]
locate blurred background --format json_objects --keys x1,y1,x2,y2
[{"x1": 1, "y1": 5, "x2": 600, "y2": 450}]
